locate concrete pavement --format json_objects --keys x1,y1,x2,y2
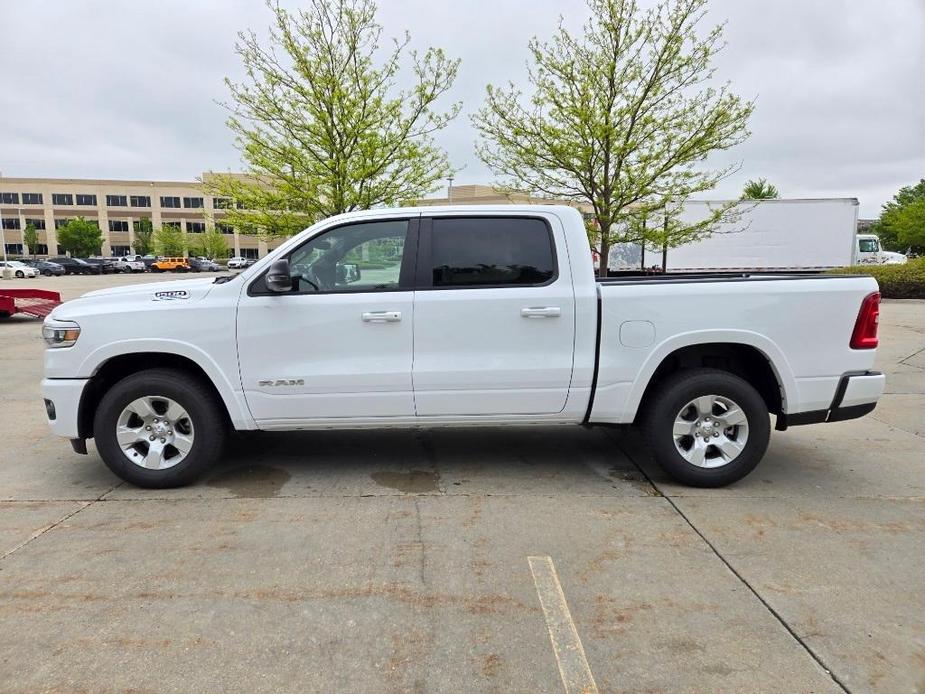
[{"x1": 0, "y1": 275, "x2": 922, "y2": 692}]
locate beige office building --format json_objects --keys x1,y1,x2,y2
[
  {"x1": 0, "y1": 172, "x2": 278, "y2": 259},
  {"x1": 411, "y1": 184, "x2": 591, "y2": 213}
]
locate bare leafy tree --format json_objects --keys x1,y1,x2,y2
[
  {"x1": 473, "y1": 0, "x2": 753, "y2": 273},
  {"x1": 206, "y1": 0, "x2": 461, "y2": 237}
]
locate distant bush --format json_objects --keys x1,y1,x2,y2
[{"x1": 829, "y1": 257, "x2": 925, "y2": 299}]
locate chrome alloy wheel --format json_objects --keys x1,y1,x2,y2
[
  {"x1": 672, "y1": 394, "x2": 749, "y2": 468},
  {"x1": 115, "y1": 396, "x2": 195, "y2": 470}
]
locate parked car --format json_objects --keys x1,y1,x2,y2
[
  {"x1": 188, "y1": 258, "x2": 222, "y2": 272},
  {"x1": 82, "y1": 258, "x2": 116, "y2": 274},
  {"x1": 150, "y1": 257, "x2": 190, "y2": 272},
  {"x1": 48, "y1": 257, "x2": 95, "y2": 275},
  {"x1": 21, "y1": 259, "x2": 65, "y2": 277},
  {"x1": 129, "y1": 255, "x2": 158, "y2": 271},
  {"x1": 40, "y1": 205, "x2": 886, "y2": 489},
  {"x1": 227, "y1": 256, "x2": 256, "y2": 269},
  {"x1": 0, "y1": 260, "x2": 39, "y2": 278},
  {"x1": 109, "y1": 257, "x2": 146, "y2": 273}
]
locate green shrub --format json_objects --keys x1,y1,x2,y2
[{"x1": 828, "y1": 257, "x2": 925, "y2": 299}]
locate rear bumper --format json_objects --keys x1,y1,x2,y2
[
  {"x1": 777, "y1": 371, "x2": 885, "y2": 429},
  {"x1": 41, "y1": 378, "x2": 90, "y2": 439}
]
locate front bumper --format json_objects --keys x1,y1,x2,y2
[
  {"x1": 777, "y1": 371, "x2": 885, "y2": 429},
  {"x1": 41, "y1": 378, "x2": 90, "y2": 439}
]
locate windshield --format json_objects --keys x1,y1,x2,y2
[{"x1": 858, "y1": 238, "x2": 880, "y2": 253}]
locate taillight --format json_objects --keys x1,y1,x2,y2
[{"x1": 850, "y1": 292, "x2": 880, "y2": 349}]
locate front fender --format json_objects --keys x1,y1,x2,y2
[{"x1": 75, "y1": 338, "x2": 254, "y2": 430}]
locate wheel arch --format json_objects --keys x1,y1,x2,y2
[
  {"x1": 76, "y1": 349, "x2": 252, "y2": 439},
  {"x1": 626, "y1": 333, "x2": 795, "y2": 423}
]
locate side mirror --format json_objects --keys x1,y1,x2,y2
[{"x1": 266, "y1": 258, "x2": 292, "y2": 292}]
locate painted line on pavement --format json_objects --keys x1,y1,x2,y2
[{"x1": 528, "y1": 555, "x2": 600, "y2": 694}]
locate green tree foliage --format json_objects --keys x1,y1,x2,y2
[
  {"x1": 56, "y1": 217, "x2": 104, "y2": 257},
  {"x1": 204, "y1": 0, "x2": 461, "y2": 237},
  {"x1": 473, "y1": 0, "x2": 753, "y2": 274},
  {"x1": 741, "y1": 178, "x2": 779, "y2": 199},
  {"x1": 133, "y1": 217, "x2": 154, "y2": 256},
  {"x1": 23, "y1": 223, "x2": 38, "y2": 258},
  {"x1": 872, "y1": 179, "x2": 925, "y2": 254},
  {"x1": 153, "y1": 225, "x2": 187, "y2": 257},
  {"x1": 189, "y1": 227, "x2": 230, "y2": 259}
]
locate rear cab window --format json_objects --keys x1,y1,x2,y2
[{"x1": 420, "y1": 216, "x2": 557, "y2": 288}]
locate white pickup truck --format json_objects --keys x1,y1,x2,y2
[{"x1": 41, "y1": 205, "x2": 885, "y2": 488}]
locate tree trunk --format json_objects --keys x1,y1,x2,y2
[
  {"x1": 639, "y1": 217, "x2": 646, "y2": 270},
  {"x1": 599, "y1": 237, "x2": 610, "y2": 277},
  {"x1": 661, "y1": 217, "x2": 669, "y2": 273}
]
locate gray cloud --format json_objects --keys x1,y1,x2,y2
[{"x1": 1, "y1": 0, "x2": 922, "y2": 217}]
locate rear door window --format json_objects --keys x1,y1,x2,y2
[{"x1": 426, "y1": 217, "x2": 556, "y2": 288}]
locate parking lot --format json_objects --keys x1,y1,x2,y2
[{"x1": 1, "y1": 272, "x2": 923, "y2": 692}]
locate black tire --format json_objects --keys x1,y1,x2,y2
[
  {"x1": 15, "y1": 270, "x2": 24, "y2": 278},
  {"x1": 642, "y1": 368, "x2": 770, "y2": 487},
  {"x1": 93, "y1": 368, "x2": 226, "y2": 488}
]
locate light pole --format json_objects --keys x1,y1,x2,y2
[{"x1": 447, "y1": 175, "x2": 454, "y2": 203}]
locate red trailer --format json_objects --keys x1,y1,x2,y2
[{"x1": 0, "y1": 288, "x2": 62, "y2": 318}]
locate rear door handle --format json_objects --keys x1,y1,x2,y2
[
  {"x1": 362, "y1": 311, "x2": 402, "y2": 322},
  {"x1": 521, "y1": 307, "x2": 561, "y2": 318}
]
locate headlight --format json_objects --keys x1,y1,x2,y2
[{"x1": 43, "y1": 320, "x2": 81, "y2": 348}]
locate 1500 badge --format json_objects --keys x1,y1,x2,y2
[
  {"x1": 153, "y1": 290, "x2": 190, "y2": 301},
  {"x1": 259, "y1": 379, "x2": 305, "y2": 387}
]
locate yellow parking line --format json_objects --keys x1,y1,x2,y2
[{"x1": 528, "y1": 555, "x2": 600, "y2": 694}]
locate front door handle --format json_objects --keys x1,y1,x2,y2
[
  {"x1": 521, "y1": 307, "x2": 561, "y2": 318},
  {"x1": 362, "y1": 311, "x2": 402, "y2": 323}
]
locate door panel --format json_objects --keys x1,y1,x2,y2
[
  {"x1": 237, "y1": 218, "x2": 416, "y2": 421},
  {"x1": 412, "y1": 215, "x2": 575, "y2": 416}
]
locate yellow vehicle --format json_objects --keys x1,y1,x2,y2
[{"x1": 150, "y1": 257, "x2": 190, "y2": 273}]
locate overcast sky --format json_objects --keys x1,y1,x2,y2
[{"x1": 1, "y1": 0, "x2": 922, "y2": 218}]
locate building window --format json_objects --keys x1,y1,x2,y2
[
  {"x1": 160, "y1": 196, "x2": 181, "y2": 208},
  {"x1": 213, "y1": 197, "x2": 231, "y2": 209},
  {"x1": 1, "y1": 218, "x2": 21, "y2": 230},
  {"x1": 76, "y1": 194, "x2": 97, "y2": 206},
  {"x1": 240, "y1": 248, "x2": 259, "y2": 259},
  {"x1": 183, "y1": 197, "x2": 204, "y2": 209},
  {"x1": 106, "y1": 195, "x2": 127, "y2": 207},
  {"x1": 130, "y1": 195, "x2": 151, "y2": 207},
  {"x1": 162, "y1": 221, "x2": 181, "y2": 229},
  {"x1": 108, "y1": 220, "x2": 129, "y2": 232},
  {"x1": 4, "y1": 243, "x2": 23, "y2": 255},
  {"x1": 22, "y1": 193, "x2": 43, "y2": 205},
  {"x1": 54, "y1": 218, "x2": 71, "y2": 229},
  {"x1": 52, "y1": 193, "x2": 73, "y2": 206},
  {"x1": 25, "y1": 218, "x2": 46, "y2": 230},
  {"x1": 110, "y1": 245, "x2": 131, "y2": 256},
  {"x1": 216, "y1": 222, "x2": 234, "y2": 234},
  {"x1": 186, "y1": 221, "x2": 206, "y2": 233},
  {"x1": 34, "y1": 243, "x2": 49, "y2": 255},
  {"x1": 132, "y1": 219, "x2": 152, "y2": 232},
  {"x1": 1, "y1": 192, "x2": 20, "y2": 204}
]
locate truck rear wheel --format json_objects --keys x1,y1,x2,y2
[
  {"x1": 93, "y1": 368, "x2": 226, "y2": 488},
  {"x1": 643, "y1": 368, "x2": 770, "y2": 487}
]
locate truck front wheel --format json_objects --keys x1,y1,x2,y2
[
  {"x1": 643, "y1": 368, "x2": 770, "y2": 487},
  {"x1": 93, "y1": 368, "x2": 226, "y2": 488}
]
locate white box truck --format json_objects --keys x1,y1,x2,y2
[{"x1": 609, "y1": 198, "x2": 902, "y2": 271}]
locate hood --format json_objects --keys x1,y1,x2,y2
[
  {"x1": 80, "y1": 277, "x2": 216, "y2": 298},
  {"x1": 51, "y1": 277, "x2": 220, "y2": 320}
]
